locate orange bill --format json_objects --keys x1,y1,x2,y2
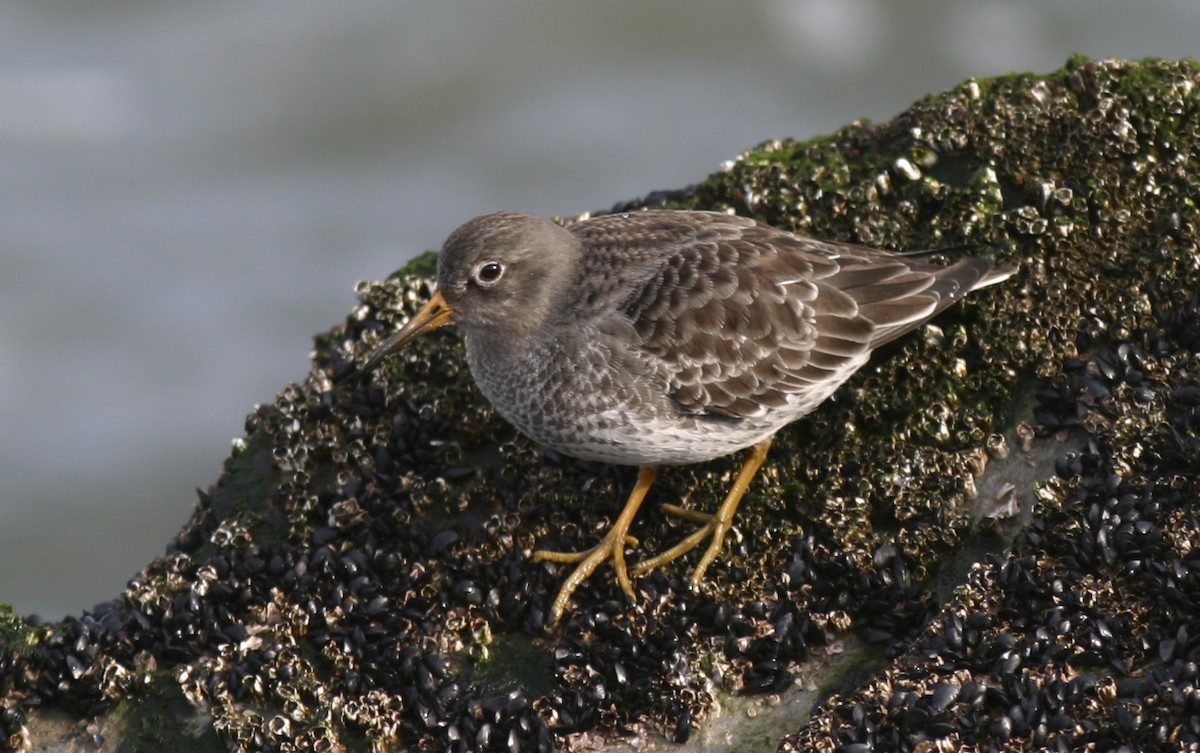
[{"x1": 362, "y1": 291, "x2": 454, "y2": 371}]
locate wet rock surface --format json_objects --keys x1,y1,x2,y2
[{"x1": 3, "y1": 56, "x2": 1200, "y2": 752}]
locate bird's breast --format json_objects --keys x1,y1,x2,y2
[{"x1": 462, "y1": 330, "x2": 786, "y2": 466}]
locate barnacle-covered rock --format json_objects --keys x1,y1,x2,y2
[{"x1": 3, "y1": 56, "x2": 1200, "y2": 752}]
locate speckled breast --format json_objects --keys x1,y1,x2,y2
[{"x1": 463, "y1": 333, "x2": 797, "y2": 467}]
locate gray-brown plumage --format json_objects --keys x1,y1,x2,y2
[{"x1": 365, "y1": 210, "x2": 1015, "y2": 621}]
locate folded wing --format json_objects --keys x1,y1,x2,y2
[{"x1": 575, "y1": 211, "x2": 1013, "y2": 419}]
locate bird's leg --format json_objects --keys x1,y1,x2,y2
[
  {"x1": 534, "y1": 465, "x2": 658, "y2": 623},
  {"x1": 630, "y1": 438, "x2": 772, "y2": 586}
]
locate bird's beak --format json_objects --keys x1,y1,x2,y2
[{"x1": 362, "y1": 290, "x2": 455, "y2": 372}]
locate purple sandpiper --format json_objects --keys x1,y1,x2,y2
[{"x1": 364, "y1": 210, "x2": 1015, "y2": 622}]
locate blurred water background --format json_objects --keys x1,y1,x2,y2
[{"x1": 1, "y1": 0, "x2": 1196, "y2": 620}]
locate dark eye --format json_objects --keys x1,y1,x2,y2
[{"x1": 473, "y1": 260, "x2": 504, "y2": 285}]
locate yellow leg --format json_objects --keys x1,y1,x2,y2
[
  {"x1": 630, "y1": 438, "x2": 773, "y2": 587},
  {"x1": 534, "y1": 466, "x2": 658, "y2": 623}
]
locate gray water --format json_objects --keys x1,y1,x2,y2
[{"x1": 2, "y1": 0, "x2": 1196, "y2": 620}]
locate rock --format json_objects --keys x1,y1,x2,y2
[{"x1": 4, "y1": 55, "x2": 1200, "y2": 752}]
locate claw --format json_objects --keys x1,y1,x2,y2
[
  {"x1": 536, "y1": 466, "x2": 657, "y2": 622},
  {"x1": 536, "y1": 438, "x2": 772, "y2": 622},
  {"x1": 630, "y1": 438, "x2": 771, "y2": 586}
]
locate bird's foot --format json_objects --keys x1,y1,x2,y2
[
  {"x1": 534, "y1": 466, "x2": 659, "y2": 623},
  {"x1": 628, "y1": 504, "x2": 735, "y2": 586},
  {"x1": 534, "y1": 530, "x2": 640, "y2": 623},
  {"x1": 630, "y1": 438, "x2": 772, "y2": 588}
]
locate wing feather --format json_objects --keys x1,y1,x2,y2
[{"x1": 570, "y1": 211, "x2": 1013, "y2": 419}]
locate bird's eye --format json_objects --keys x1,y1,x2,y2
[{"x1": 473, "y1": 260, "x2": 505, "y2": 285}]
